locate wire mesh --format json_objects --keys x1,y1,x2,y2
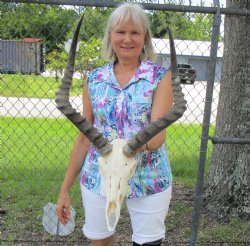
[{"x1": 1, "y1": 0, "x2": 249, "y2": 245}]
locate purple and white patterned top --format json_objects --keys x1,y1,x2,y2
[{"x1": 80, "y1": 60, "x2": 172, "y2": 199}]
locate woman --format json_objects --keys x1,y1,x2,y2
[{"x1": 56, "y1": 3, "x2": 173, "y2": 246}]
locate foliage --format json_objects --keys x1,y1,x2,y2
[
  {"x1": 77, "y1": 7, "x2": 112, "y2": 41},
  {"x1": 46, "y1": 47, "x2": 68, "y2": 82},
  {"x1": 178, "y1": 13, "x2": 214, "y2": 41},
  {"x1": 0, "y1": 3, "x2": 79, "y2": 52},
  {"x1": 45, "y1": 38, "x2": 106, "y2": 87},
  {"x1": 150, "y1": 11, "x2": 214, "y2": 41},
  {"x1": 1, "y1": 2, "x2": 218, "y2": 51},
  {"x1": 75, "y1": 38, "x2": 106, "y2": 81},
  {"x1": 150, "y1": 10, "x2": 177, "y2": 38}
]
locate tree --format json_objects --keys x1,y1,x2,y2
[
  {"x1": 46, "y1": 47, "x2": 68, "y2": 82},
  {"x1": 203, "y1": 0, "x2": 250, "y2": 220},
  {"x1": 77, "y1": 7, "x2": 112, "y2": 41},
  {"x1": 177, "y1": 13, "x2": 214, "y2": 41},
  {"x1": 149, "y1": 10, "x2": 214, "y2": 41},
  {"x1": 75, "y1": 38, "x2": 106, "y2": 82},
  {"x1": 46, "y1": 38, "x2": 105, "y2": 88},
  {"x1": 0, "y1": 3, "x2": 79, "y2": 52},
  {"x1": 0, "y1": 2, "x2": 217, "y2": 52}
]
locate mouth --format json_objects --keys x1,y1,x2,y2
[{"x1": 121, "y1": 47, "x2": 133, "y2": 51}]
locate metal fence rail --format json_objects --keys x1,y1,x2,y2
[
  {"x1": 1, "y1": 0, "x2": 249, "y2": 245},
  {"x1": 2, "y1": 0, "x2": 250, "y2": 15}
]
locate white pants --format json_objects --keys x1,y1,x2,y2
[{"x1": 80, "y1": 184, "x2": 172, "y2": 245}]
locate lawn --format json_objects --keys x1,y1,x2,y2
[
  {"x1": 1, "y1": 117, "x2": 211, "y2": 187},
  {"x1": 1, "y1": 73, "x2": 83, "y2": 98},
  {"x1": 1, "y1": 70, "x2": 249, "y2": 243},
  {"x1": 2, "y1": 116, "x2": 249, "y2": 244}
]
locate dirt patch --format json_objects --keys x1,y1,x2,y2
[
  {"x1": 2, "y1": 185, "x2": 247, "y2": 245},
  {"x1": 0, "y1": 185, "x2": 194, "y2": 245}
]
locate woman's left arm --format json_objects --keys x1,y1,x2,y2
[{"x1": 143, "y1": 70, "x2": 173, "y2": 151}]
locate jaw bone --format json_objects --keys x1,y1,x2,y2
[{"x1": 99, "y1": 139, "x2": 137, "y2": 231}]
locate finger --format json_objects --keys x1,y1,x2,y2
[
  {"x1": 63, "y1": 206, "x2": 71, "y2": 220},
  {"x1": 56, "y1": 205, "x2": 66, "y2": 224}
]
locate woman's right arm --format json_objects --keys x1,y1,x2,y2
[{"x1": 56, "y1": 82, "x2": 93, "y2": 224}]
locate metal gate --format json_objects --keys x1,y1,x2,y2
[{"x1": 1, "y1": 0, "x2": 249, "y2": 245}]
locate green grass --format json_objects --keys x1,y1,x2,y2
[
  {"x1": 1, "y1": 118, "x2": 209, "y2": 213},
  {"x1": 1, "y1": 117, "x2": 211, "y2": 187},
  {"x1": 1, "y1": 117, "x2": 84, "y2": 242},
  {"x1": 198, "y1": 217, "x2": 250, "y2": 243},
  {"x1": 1, "y1": 73, "x2": 84, "y2": 98},
  {"x1": 167, "y1": 123, "x2": 214, "y2": 187},
  {"x1": 166, "y1": 201, "x2": 250, "y2": 243},
  {"x1": 1, "y1": 117, "x2": 78, "y2": 191},
  {"x1": 1, "y1": 117, "x2": 248, "y2": 244}
]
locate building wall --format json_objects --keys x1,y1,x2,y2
[
  {"x1": 0, "y1": 40, "x2": 43, "y2": 74},
  {"x1": 157, "y1": 54, "x2": 222, "y2": 82}
]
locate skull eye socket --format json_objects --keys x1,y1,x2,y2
[{"x1": 125, "y1": 163, "x2": 127, "y2": 166}]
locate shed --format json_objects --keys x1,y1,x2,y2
[
  {"x1": 0, "y1": 39, "x2": 44, "y2": 75},
  {"x1": 153, "y1": 38, "x2": 224, "y2": 82}
]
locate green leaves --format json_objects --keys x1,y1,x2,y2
[
  {"x1": 46, "y1": 38, "x2": 105, "y2": 87},
  {"x1": 0, "y1": 3, "x2": 79, "y2": 52},
  {"x1": 75, "y1": 38, "x2": 106, "y2": 77},
  {"x1": 149, "y1": 11, "x2": 215, "y2": 41}
]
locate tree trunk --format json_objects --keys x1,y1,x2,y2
[{"x1": 203, "y1": 0, "x2": 250, "y2": 221}]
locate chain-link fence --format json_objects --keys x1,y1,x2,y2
[{"x1": 1, "y1": 0, "x2": 249, "y2": 245}]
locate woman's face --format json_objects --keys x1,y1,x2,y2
[{"x1": 110, "y1": 18, "x2": 145, "y2": 63}]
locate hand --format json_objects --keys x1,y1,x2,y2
[{"x1": 56, "y1": 192, "x2": 71, "y2": 225}]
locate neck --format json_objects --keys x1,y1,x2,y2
[
  {"x1": 115, "y1": 60, "x2": 140, "y2": 72},
  {"x1": 114, "y1": 60, "x2": 140, "y2": 88}
]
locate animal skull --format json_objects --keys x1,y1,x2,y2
[{"x1": 99, "y1": 139, "x2": 137, "y2": 231}]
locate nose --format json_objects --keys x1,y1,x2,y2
[{"x1": 123, "y1": 33, "x2": 132, "y2": 42}]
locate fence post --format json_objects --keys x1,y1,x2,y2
[{"x1": 189, "y1": 1, "x2": 221, "y2": 245}]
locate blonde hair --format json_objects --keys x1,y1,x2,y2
[{"x1": 102, "y1": 2, "x2": 156, "y2": 62}]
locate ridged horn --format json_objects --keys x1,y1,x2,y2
[
  {"x1": 123, "y1": 29, "x2": 187, "y2": 157},
  {"x1": 55, "y1": 15, "x2": 112, "y2": 156}
]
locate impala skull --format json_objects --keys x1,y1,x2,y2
[{"x1": 99, "y1": 139, "x2": 137, "y2": 231}]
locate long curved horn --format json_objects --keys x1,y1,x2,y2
[
  {"x1": 55, "y1": 16, "x2": 112, "y2": 156},
  {"x1": 123, "y1": 29, "x2": 187, "y2": 157}
]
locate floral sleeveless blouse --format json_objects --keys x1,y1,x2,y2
[{"x1": 80, "y1": 60, "x2": 172, "y2": 199}]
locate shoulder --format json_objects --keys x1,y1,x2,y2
[
  {"x1": 139, "y1": 60, "x2": 169, "y2": 83},
  {"x1": 142, "y1": 60, "x2": 168, "y2": 70},
  {"x1": 88, "y1": 63, "x2": 111, "y2": 84}
]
